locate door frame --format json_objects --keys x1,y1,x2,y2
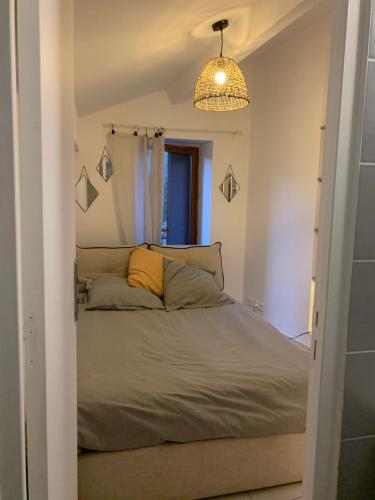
[
  {"x1": 17, "y1": 0, "x2": 77, "y2": 498},
  {"x1": 0, "y1": 0, "x2": 27, "y2": 498},
  {"x1": 17, "y1": 0, "x2": 49, "y2": 497},
  {"x1": 303, "y1": 0, "x2": 371, "y2": 498}
]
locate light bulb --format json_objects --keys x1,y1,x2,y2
[{"x1": 214, "y1": 71, "x2": 227, "y2": 84}]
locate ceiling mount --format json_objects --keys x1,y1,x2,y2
[{"x1": 212, "y1": 19, "x2": 229, "y2": 32}]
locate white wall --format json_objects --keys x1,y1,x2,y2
[
  {"x1": 243, "y1": 14, "x2": 331, "y2": 336},
  {"x1": 76, "y1": 91, "x2": 250, "y2": 300}
]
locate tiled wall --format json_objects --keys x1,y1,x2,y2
[{"x1": 337, "y1": 3, "x2": 375, "y2": 498}]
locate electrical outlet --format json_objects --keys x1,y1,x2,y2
[{"x1": 247, "y1": 297, "x2": 264, "y2": 313}]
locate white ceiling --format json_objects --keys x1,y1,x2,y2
[{"x1": 74, "y1": 0, "x2": 330, "y2": 116}]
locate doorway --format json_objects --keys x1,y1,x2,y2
[{"x1": 5, "y1": 1, "x2": 371, "y2": 499}]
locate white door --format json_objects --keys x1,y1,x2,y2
[
  {"x1": 0, "y1": 1, "x2": 27, "y2": 498},
  {"x1": 17, "y1": 0, "x2": 77, "y2": 498},
  {"x1": 303, "y1": 0, "x2": 371, "y2": 498}
]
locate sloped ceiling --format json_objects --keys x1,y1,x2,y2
[{"x1": 74, "y1": 0, "x2": 330, "y2": 116}]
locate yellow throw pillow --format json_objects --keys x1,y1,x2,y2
[{"x1": 127, "y1": 248, "x2": 185, "y2": 297}]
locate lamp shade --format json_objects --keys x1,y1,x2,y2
[{"x1": 194, "y1": 56, "x2": 249, "y2": 111}]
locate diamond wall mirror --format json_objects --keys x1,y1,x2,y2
[
  {"x1": 219, "y1": 165, "x2": 240, "y2": 202},
  {"x1": 96, "y1": 146, "x2": 113, "y2": 181},
  {"x1": 75, "y1": 166, "x2": 99, "y2": 212}
]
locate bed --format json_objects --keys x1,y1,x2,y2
[{"x1": 76, "y1": 244, "x2": 309, "y2": 500}]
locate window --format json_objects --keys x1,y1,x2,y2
[{"x1": 161, "y1": 144, "x2": 199, "y2": 245}]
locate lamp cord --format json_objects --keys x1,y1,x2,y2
[
  {"x1": 220, "y1": 27, "x2": 224, "y2": 57},
  {"x1": 289, "y1": 331, "x2": 312, "y2": 340}
]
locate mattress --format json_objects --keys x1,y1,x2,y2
[
  {"x1": 77, "y1": 301, "x2": 309, "y2": 452},
  {"x1": 78, "y1": 434, "x2": 305, "y2": 500}
]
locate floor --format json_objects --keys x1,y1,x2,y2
[{"x1": 211, "y1": 482, "x2": 302, "y2": 500}]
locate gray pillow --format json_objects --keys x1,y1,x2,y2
[
  {"x1": 163, "y1": 259, "x2": 233, "y2": 311},
  {"x1": 149, "y1": 242, "x2": 224, "y2": 290},
  {"x1": 86, "y1": 276, "x2": 165, "y2": 311}
]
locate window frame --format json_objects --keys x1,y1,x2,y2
[{"x1": 164, "y1": 144, "x2": 199, "y2": 245}]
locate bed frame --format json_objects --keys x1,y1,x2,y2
[{"x1": 78, "y1": 433, "x2": 304, "y2": 500}]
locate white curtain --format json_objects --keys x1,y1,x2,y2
[{"x1": 107, "y1": 133, "x2": 165, "y2": 244}]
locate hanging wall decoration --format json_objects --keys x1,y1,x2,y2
[
  {"x1": 219, "y1": 164, "x2": 240, "y2": 202},
  {"x1": 96, "y1": 145, "x2": 113, "y2": 182},
  {"x1": 75, "y1": 166, "x2": 99, "y2": 212}
]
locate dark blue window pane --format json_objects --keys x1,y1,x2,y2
[
  {"x1": 162, "y1": 150, "x2": 192, "y2": 245},
  {"x1": 167, "y1": 152, "x2": 191, "y2": 245}
]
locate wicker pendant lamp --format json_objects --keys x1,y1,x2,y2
[{"x1": 194, "y1": 19, "x2": 249, "y2": 111}]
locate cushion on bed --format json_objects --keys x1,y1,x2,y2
[
  {"x1": 163, "y1": 259, "x2": 233, "y2": 311},
  {"x1": 86, "y1": 275, "x2": 164, "y2": 310},
  {"x1": 127, "y1": 247, "x2": 185, "y2": 298},
  {"x1": 76, "y1": 244, "x2": 148, "y2": 280},
  {"x1": 149, "y1": 242, "x2": 224, "y2": 290}
]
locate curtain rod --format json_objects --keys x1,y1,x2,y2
[{"x1": 102, "y1": 122, "x2": 242, "y2": 137}]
